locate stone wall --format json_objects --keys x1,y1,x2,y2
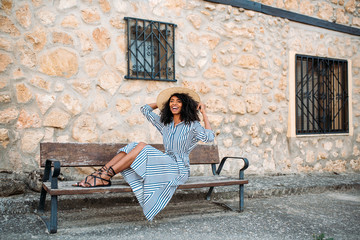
[
  {"x1": 259, "y1": 0, "x2": 360, "y2": 26},
  {"x1": 0, "y1": 0, "x2": 359, "y2": 188}
]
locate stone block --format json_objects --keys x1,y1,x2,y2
[
  {"x1": 72, "y1": 114, "x2": 98, "y2": 142},
  {"x1": 0, "y1": 15, "x2": 20, "y2": 36},
  {"x1": 16, "y1": 110, "x2": 41, "y2": 129},
  {"x1": 317, "y1": 3, "x2": 334, "y2": 21},
  {"x1": 39, "y1": 48, "x2": 78, "y2": 78},
  {"x1": 0, "y1": 107, "x2": 19, "y2": 124},
  {"x1": 61, "y1": 94, "x2": 82, "y2": 115},
  {"x1": 0, "y1": 52, "x2": 13, "y2": 72},
  {"x1": 76, "y1": 30, "x2": 93, "y2": 54},
  {"x1": 0, "y1": 37, "x2": 12, "y2": 51},
  {"x1": 203, "y1": 65, "x2": 226, "y2": 79},
  {"x1": 21, "y1": 130, "x2": 44, "y2": 153},
  {"x1": 93, "y1": 27, "x2": 111, "y2": 51},
  {"x1": 345, "y1": 0, "x2": 356, "y2": 13},
  {"x1": 16, "y1": 83, "x2": 32, "y2": 103},
  {"x1": 44, "y1": 108, "x2": 70, "y2": 128},
  {"x1": 187, "y1": 14, "x2": 202, "y2": 29},
  {"x1": 35, "y1": 93, "x2": 56, "y2": 114},
  {"x1": 284, "y1": 0, "x2": 298, "y2": 10},
  {"x1": 61, "y1": 15, "x2": 80, "y2": 28},
  {"x1": 81, "y1": 8, "x2": 101, "y2": 24},
  {"x1": 52, "y1": 32, "x2": 74, "y2": 45},
  {"x1": 37, "y1": 8, "x2": 56, "y2": 25},
  {"x1": 0, "y1": 93, "x2": 11, "y2": 103},
  {"x1": 29, "y1": 76, "x2": 50, "y2": 91},
  {"x1": 116, "y1": 99, "x2": 132, "y2": 114},
  {"x1": 299, "y1": 1, "x2": 315, "y2": 15},
  {"x1": 99, "y1": 0, "x2": 111, "y2": 13},
  {"x1": 15, "y1": 4, "x2": 31, "y2": 29},
  {"x1": 228, "y1": 98, "x2": 246, "y2": 114},
  {"x1": 98, "y1": 69, "x2": 122, "y2": 95},
  {"x1": 237, "y1": 55, "x2": 260, "y2": 69},
  {"x1": 0, "y1": 178, "x2": 25, "y2": 197},
  {"x1": 58, "y1": 0, "x2": 77, "y2": 10},
  {"x1": 246, "y1": 95, "x2": 262, "y2": 114},
  {"x1": 0, "y1": 129, "x2": 10, "y2": 148}
]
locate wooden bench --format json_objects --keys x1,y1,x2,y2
[{"x1": 37, "y1": 142, "x2": 249, "y2": 233}]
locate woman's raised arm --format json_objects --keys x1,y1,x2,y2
[
  {"x1": 197, "y1": 102, "x2": 211, "y2": 130},
  {"x1": 147, "y1": 103, "x2": 158, "y2": 110}
]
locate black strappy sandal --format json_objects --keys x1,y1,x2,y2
[
  {"x1": 82, "y1": 166, "x2": 116, "y2": 188},
  {"x1": 72, "y1": 166, "x2": 111, "y2": 187}
]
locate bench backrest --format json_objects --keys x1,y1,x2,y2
[{"x1": 40, "y1": 142, "x2": 219, "y2": 167}]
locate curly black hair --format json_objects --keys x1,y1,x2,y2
[{"x1": 160, "y1": 93, "x2": 200, "y2": 125}]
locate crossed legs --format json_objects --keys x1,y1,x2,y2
[{"x1": 75, "y1": 142, "x2": 147, "y2": 187}]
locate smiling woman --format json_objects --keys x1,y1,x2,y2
[
  {"x1": 159, "y1": 91, "x2": 201, "y2": 125},
  {"x1": 170, "y1": 96, "x2": 182, "y2": 114},
  {"x1": 73, "y1": 87, "x2": 214, "y2": 221}
]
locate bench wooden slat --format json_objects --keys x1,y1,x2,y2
[
  {"x1": 43, "y1": 176, "x2": 248, "y2": 195},
  {"x1": 43, "y1": 181, "x2": 133, "y2": 195},
  {"x1": 40, "y1": 142, "x2": 219, "y2": 167}
]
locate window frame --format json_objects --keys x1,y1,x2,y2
[
  {"x1": 287, "y1": 51, "x2": 353, "y2": 138},
  {"x1": 124, "y1": 17, "x2": 177, "y2": 82}
]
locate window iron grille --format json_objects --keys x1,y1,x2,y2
[
  {"x1": 295, "y1": 54, "x2": 349, "y2": 135},
  {"x1": 124, "y1": 17, "x2": 177, "y2": 81}
]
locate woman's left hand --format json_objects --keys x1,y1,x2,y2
[
  {"x1": 197, "y1": 102, "x2": 211, "y2": 130},
  {"x1": 197, "y1": 102, "x2": 206, "y2": 115}
]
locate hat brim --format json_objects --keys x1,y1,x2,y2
[{"x1": 156, "y1": 87, "x2": 200, "y2": 110}]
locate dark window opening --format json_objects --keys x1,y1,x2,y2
[
  {"x1": 124, "y1": 17, "x2": 176, "y2": 82},
  {"x1": 295, "y1": 54, "x2": 349, "y2": 135}
]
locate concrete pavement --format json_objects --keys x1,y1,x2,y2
[{"x1": 0, "y1": 173, "x2": 359, "y2": 239}]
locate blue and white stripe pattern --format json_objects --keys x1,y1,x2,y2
[{"x1": 118, "y1": 104, "x2": 215, "y2": 221}]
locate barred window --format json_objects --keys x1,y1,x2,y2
[
  {"x1": 124, "y1": 17, "x2": 176, "y2": 82},
  {"x1": 295, "y1": 54, "x2": 349, "y2": 135}
]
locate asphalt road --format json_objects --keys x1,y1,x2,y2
[{"x1": 1, "y1": 188, "x2": 359, "y2": 240}]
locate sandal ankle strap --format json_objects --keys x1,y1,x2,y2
[
  {"x1": 98, "y1": 165, "x2": 108, "y2": 172},
  {"x1": 107, "y1": 166, "x2": 116, "y2": 178}
]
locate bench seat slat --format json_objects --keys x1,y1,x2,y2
[
  {"x1": 43, "y1": 176, "x2": 248, "y2": 196},
  {"x1": 40, "y1": 142, "x2": 220, "y2": 167}
]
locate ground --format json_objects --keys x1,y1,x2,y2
[{"x1": 1, "y1": 189, "x2": 359, "y2": 240}]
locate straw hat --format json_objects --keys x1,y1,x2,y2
[{"x1": 156, "y1": 87, "x2": 200, "y2": 110}]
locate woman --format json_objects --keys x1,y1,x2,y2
[{"x1": 75, "y1": 87, "x2": 215, "y2": 221}]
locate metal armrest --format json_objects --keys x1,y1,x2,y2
[
  {"x1": 207, "y1": 157, "x2": 249, "y2": 212},
  {"x1": 38, "y1": 159, "x2": 61, "y2": 233},
  {"x1": 206, "y1": 157, "x2": 249, "y2": 202},
  {"x1": 216, "y1": 157, "x2": 249, "y2": 179},
  {"x1": 42, "y1": 159, "x2": 61, "y2": 189}
]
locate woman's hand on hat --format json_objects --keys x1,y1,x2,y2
[
  {"x1": 197, "y1": 102, "x2": 206, "y2": 115},
  {"x1": 198, "y1": 102, "x2": 211, "y2": 130}
]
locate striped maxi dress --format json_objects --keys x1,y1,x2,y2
[{"x1": 118, "y1": 104, "x2": 215, "y2": 221}]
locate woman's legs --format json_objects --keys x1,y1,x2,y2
[
  {"x1": 110, "y1": 142, "x2": 147, "y2": 173},
  {"x1": 77, "y1": 142, "x2": 147, "y2": 187}
]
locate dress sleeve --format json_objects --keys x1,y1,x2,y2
[
  {"x1": 193, "y1": 121, "x2": 215, "y2": 143},
  {"x1": 140, "y1": 104, "x2": 164, "y2": 135}
]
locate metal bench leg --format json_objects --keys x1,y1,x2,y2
[
  {"x1": 39, "y1": 160, "x2": 51, "y2": 212},
  {"x1": 206, "y1": 187, "x2": 214, "y2": 200},
  {"x1": 37, "y1": 159, "x2": 60, "y2": 233},
  {"x1": 38, "y1": 187, "x2": 47, "y2": 212},
  {"x1": 239, "y1": 168, "x2": 245, "y2": 212},
  {"x1": 206, "y1": 164, "x2": 217, "y2": 200},
  {"x1": 239, "y1": 183, "x2": 244, "y2": 212},
  {"x1": 38, "y1": 193, "x2": 58, "y2": 233},
  {"x1": 49, "y1": 195, "x2": 58, "y2": 233}
]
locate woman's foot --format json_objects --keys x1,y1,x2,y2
[
  {"x1": 81, "y1": 170, "x2": 112, "y2": 187},
  {"x1": 73, "y1": 166, "x2": 113, "y2": 187}
]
